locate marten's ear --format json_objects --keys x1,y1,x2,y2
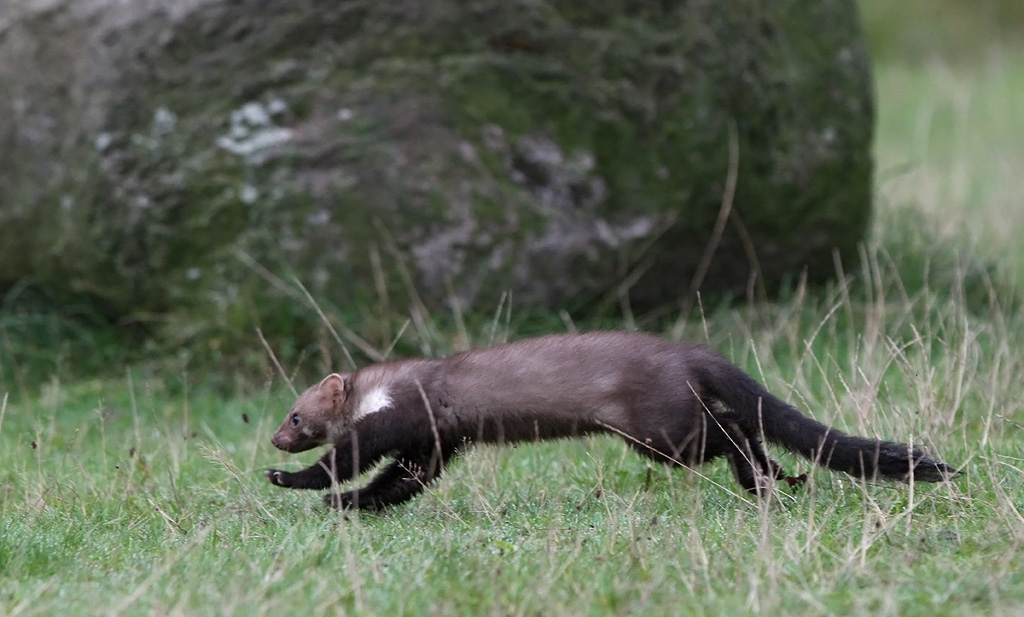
[
  {"x1": 319, "y1": 373, "x2": 344, "y2": 395},
  {"x1": 319, "y1": 373, "x2": 351, "y2": 410}
]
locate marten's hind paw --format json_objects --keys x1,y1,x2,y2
[{"x1": 266, "y1": 469, "x2": 290, "y2": 487}]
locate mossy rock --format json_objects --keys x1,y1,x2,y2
[{"x1": 0, "y1": 0, "x2": 873, "y2": 353}]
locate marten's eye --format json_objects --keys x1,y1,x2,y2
[{"x1": 291, "y1": 414, "x2": 300, "y2": 427}]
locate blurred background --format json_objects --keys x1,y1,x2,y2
[
  {"x1": 863, "y1": 0, "x2": 1023, "y2": 266},
  {"x1": 0, "y1": 0, "x2": 1021, "y2": 392}
]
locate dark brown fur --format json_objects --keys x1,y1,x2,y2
[{"x1": 267, "y1": 331, "x2": 959, "y2": 509}]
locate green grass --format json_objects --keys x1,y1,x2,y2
[
  {"x1": 5, "y1": 13, "x2": 1024, "y2": 617},
  {"x1": 2, "y1": 275, "x2": 1023, "y2": 615}
]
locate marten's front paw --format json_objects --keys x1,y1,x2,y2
[
  {"x1": 324, "y1": 491, "x2": 368, "y2": 509},
  {"x1": 266, "y1": 469, "x2": 291, "y2": 487}
]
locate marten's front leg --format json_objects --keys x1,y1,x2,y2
[
  {"x1": 267, "y1": 433, "x2": 388, "y2": 490},
  {"x1": 324, "y1": 445, "x2": 458, "y2": 510},
  {"x1": 322, "y1": 460, "x2": 419, "y2": 509}
]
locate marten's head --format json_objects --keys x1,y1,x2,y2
[{"x1": 271, "y1": 373, "x2": 353, "y2": 453}]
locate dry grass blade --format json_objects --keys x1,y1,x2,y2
[
  {"x1": 257, "y1": 327, "x2": 297, "y2": 397},
  {"x1": 293, "y1": 277, "x2": 367, "y2": 367}
]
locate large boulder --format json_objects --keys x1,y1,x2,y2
[{"x1": 0, "y1": 0, "x2": 873, "y2": 351}]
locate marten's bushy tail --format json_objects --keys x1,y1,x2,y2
[{"x1": 705, "y1": 363, "x2": 959, "y2": 482}]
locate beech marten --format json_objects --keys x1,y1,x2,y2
[{"x1": 266, "y1": 331, "x2": 959, "y2": 509}]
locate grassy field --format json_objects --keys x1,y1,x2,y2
[{"x1": 4, "y1": 16, "x2": 1024, "y2": 617}]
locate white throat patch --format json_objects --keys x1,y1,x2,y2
[{"x1": 354, "y1": 386, "x2": 393, "y2": 420}]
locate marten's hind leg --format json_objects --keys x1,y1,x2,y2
[
  {"x1": 716, "y1": 418, "x2": 786, "y2": 496},
  {"x1": 622, "y1": 410, "x2": 784, "y2": 496},
  {"x1": 624, "y1": 412, "x2": 721, "y2": 470}
]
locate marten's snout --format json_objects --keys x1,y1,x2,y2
[
  {"x1": 271, "y1": 429, "x2": 318, "y2": 453},
  {"x1": 271, "y1": 430, "x2": 290, "y2": 451}
]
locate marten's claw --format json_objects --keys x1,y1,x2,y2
[{"x1": 266, "y1": 469, "x2": 290, "y2": 487}]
